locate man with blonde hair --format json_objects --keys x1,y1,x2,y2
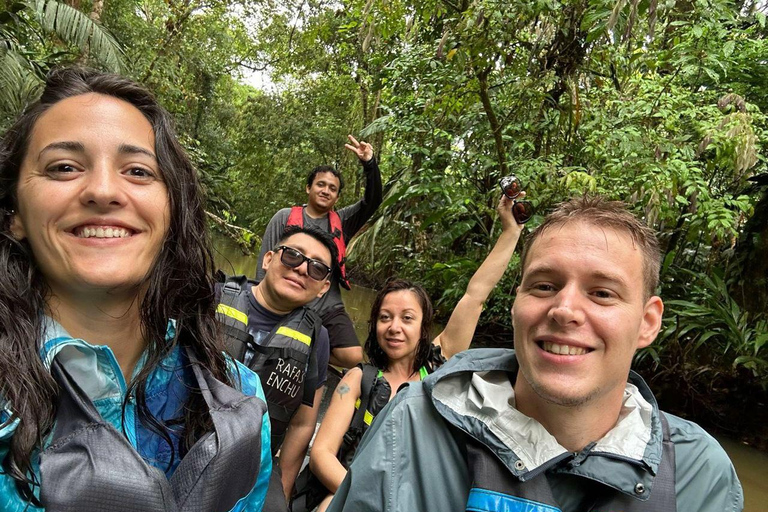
[{"x1": 327, "y1": 196, "x2": 743, "y2": 512}]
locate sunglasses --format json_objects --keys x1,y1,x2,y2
[
  {"x1": 499, "y1": 175, "x2": 534, "y2": 224},
  {"x1": 275, "y1": 246, "x2": 332, "y2": 281}
]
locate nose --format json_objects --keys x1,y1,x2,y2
[
  {"x1": 387, "y1": 317, "x2": 403, "y2": 333},
  {"x1": 547, "y1": 287, "x2": 585, "y2": 327},
  {"x1": 292, "y1": 260, "x2": 310, "y2": 276},
  {"x1": 79, "y1": 164, "x2": 125, "y2": 209}
]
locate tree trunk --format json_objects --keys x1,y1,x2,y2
[
  {"x1": 731, "y1": 187, "x2": 768, "y2": 314},
  {"x1": 476, "y1": 67, "x2": 508, "y2": 178}
]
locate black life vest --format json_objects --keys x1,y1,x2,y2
[
  {"x1": 215, "y1": 274, "x2": 321, "y2": 453},
  {"x1": 339, "y1": 364, "x2": 429, "y2": 467},
  {"x1": 286, "y1": 206, "x2": 351, "y2": 290},
  {"x1": 461, "y1": 413, "x2": 677, "y2": 512},
  {"x1": 39, "y1": 350, "x2": 266, "y2": 512},
  {"x1": 290, "y1": 365, "x2": 429, "y2": 512}
]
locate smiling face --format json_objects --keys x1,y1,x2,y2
[
  {"x1": 260, "y1": 232, "x2": 332, "y2": 311},
  {"x1": 306, "y1": 171, "x2": 340, "y2": 213},
  {"x1": 376, "y1": 290, "x2": 424, "y2": 364},
  {"x1": 512, "y1": 221, "x2": 663, "y2": 411},
  {"x1": 10, "y1": 93, "x2": 170, "y2": 303}
]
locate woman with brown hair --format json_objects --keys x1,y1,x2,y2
[{"x1": 0, "y1": 67, "x2": 271, "y2": 511}]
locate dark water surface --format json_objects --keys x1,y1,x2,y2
[{"x1": 213, "y1": 233, "x2": 767, "y2": 511}]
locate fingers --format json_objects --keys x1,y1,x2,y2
[
  {"x1": 347, "y1": 134, "x2": 359, "y2": 147},
  {"x1": 344, "y1": 144, "x2": 356, "y2": 152}
]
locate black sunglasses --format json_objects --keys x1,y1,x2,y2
[
  {"x1": 499, "y1": 175, "x2": 534, "y2": 224},
  {"x1": 275, "y1": 246, "x2": 332, "y2": 281}
]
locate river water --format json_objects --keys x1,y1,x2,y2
[{"x1": 213, "y1": 234, "x2": 767, "y2": 510}]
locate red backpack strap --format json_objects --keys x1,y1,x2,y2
[
  {"x1": 286, "y1": 206, "x2": 305, "y2": 228},
  {"x1": 327, "y1": 210, "x2": 351, "y2": 289}
]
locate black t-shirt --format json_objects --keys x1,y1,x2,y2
[{"x1": 245, "y1": 291, "x2": 329, "y2": 388}]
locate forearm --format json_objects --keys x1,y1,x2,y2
[
  {"x1": 360, "y1": 157, "x2": 382, "y2": 212},
  {"x1": 436, "y1": 228, "x2": 521, "y2": 358},
  {"x1": 464, "y1": 228, "x2": 521, "y2": 302},
  {"x1": 309, "y1": 446, "x2": 348, "y2": 493},
  {"x1": 279, "y1": 422, "x2": 316, "y2": 498}
]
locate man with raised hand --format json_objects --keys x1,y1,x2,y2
[
  {"x1": 217, "y1": 226, "x2": 337, "y2": 507},
  {"x1": 256, "y1": 135, "x2": 382, "y2": 369},
  {"x1": 327, "y1": 196, "x2": 743, "y2": 512}
]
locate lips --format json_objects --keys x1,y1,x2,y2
[
  {"x1": 536, "y1": 338, "x2": 593, "y2": 356},
  {"x1": 74, "y1": 225, "x2": 134, "y2": 238},
  {"x1": 540, "y1": 341, "x2": 588, "y2": 356},
  {"x1": 284, "y1": 276, "x2": 306, "y2": 290}
]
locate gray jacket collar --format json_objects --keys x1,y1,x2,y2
[{"x1": 423, "y1": 348, "x2": 665, "y2": 495}]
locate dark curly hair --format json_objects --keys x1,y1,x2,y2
[
  {"x1": 364, "y1": 278, "x2": 434, "y2": 373},
  {"x1": 306, "y1": 164, "x2": 344, "y2": 194},
  {"x1": 0, "y1": 67, "x2": 227, "y2": 503}
]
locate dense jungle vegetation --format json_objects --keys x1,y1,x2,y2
[{"x1": 2, "y1": 0, "x2": 767, "y2": 445}]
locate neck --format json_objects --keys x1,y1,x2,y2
[
  {"x1": 513, "y1": 378, "x2": 624, "y2": 452},
  {"x1": 253, "y1": 283, "x2": 295, "y2": 315},
  {"x1": 304, "y1": 203, "x2": 330, "y2": 219},
  {"x1": 46, "y1": 290, "x2": 147, "y2": 383},
  {"x1": 386, "y1": 355, "x2": 418, "y2": 378}
]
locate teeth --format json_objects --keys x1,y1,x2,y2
[
  {"x1": 77, "y1": 226, "x2": 131, "y2": 239},
  {"x1": 542, "y1": 342, "x2": 587, "y2": 356}
]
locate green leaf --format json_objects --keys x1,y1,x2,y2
[
  {"x1": 722, "y1": 40, "x2": 735, "y2": 58},
  {"x1": 692, "y1": 25, "x2": 703, "y2": 38},
  {"x1": 30, "y1": 0, "x2": 126, "y2": 73}
]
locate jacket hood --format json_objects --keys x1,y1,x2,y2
[{"x1": 423, "y1": 348, "x2": 666, "y2": 501}]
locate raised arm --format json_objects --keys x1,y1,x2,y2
[
  {"x1": 309, "y1": 368, "x2": 363, "y2": 494},
  {"x1": 433, "y1": 194, "x2": 525, "y2": 359},
  {"x1": 338, "y1": 136, "x2": 383, "y2": 240}
]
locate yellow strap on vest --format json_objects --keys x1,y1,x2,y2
[
  {"x1": 354, "y1": 399, "x2": 375, "y2": 426},
  {"x1": 276, "y1": 326, "x2": 312, "y2": 346},
  {"x1": 216, "y1": 304, "x2": 247, "y2": 326}
]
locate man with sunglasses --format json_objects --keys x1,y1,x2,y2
[
  {"x1": 256, "y1": 135, "x2": 382, "y2": 369},
  {"x1": 326, "y1": 196, "x2": 742, "y2": 512},
  {"x1": 217, "y1": 226, "x2": 338, "y2": 508}
]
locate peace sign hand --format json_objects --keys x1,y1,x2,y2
[{"x1": 344, "y1": 135, "x2": 374, "y2": 163}]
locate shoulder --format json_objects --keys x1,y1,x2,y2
[
  {"x1": 665, "y1": 413, "x2": 744, "y2": 512},
  {"x1": 337, "y1": 366, "x2": 364, "y2": 391},
  {"x1": 268, "y1": 208, "x2": 292, "y2": 224}
]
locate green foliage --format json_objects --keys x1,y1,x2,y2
[
  {"x1": 0, "y1": 0, "x2": 125, "y2": 126},
  {"x1": 641, "y1": 266, "x2": 768, "y2": 389},
  {"x1": 2, "y1": 0, "x2": 767, "y2": 397}
]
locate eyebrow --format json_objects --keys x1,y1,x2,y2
[
  {"x1": 524, "y1": 265, "x2": 630, "y2": 287},
  {"x1": 38, "y1": 141, "x2": 85, "y2": 160},
  {"x1": 118, "y1": 144, "x2": 157, "y2": 160},
  {"x1": 37, "y1": 142, "x2": 157, "y2": 161}
]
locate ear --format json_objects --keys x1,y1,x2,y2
[
  {"x1": 262, "y1": 250, "x2": 275, "y2": 271},
  {"x1": 637, "y1": 295, "x2": 664, "y2": 349},
  {"x1": 316, "y1": 278, "x2": 331, "y2": 299},
  {"x1": 9, "y1": 212, "x2": 26, "y2": 241},
  {"x1": 306, "y1": 184, "x2": 312, "y2": 195}
]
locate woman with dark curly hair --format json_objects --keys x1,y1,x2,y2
[
  {"x1": 0, "y1": 67, "x2": 271, "y2": 511},
  {"x1": 301, "y1": 193, "x2": 527, "y2": 512}
]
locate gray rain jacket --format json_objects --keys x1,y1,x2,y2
[{"x1": 326, "y1": 349, "x2": 743, "y2": 512}]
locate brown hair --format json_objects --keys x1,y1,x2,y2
[
  {"x1": 364, "y1": 278, "x2": 434, "y2": 372},
  {"x1": 520, "y1": 195, "x2": 661, "y2": 299},
  {"x1": 0, "y1": 67, "x2": 227, "y2": 503}
]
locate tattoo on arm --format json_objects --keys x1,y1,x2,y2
[{"x1": 337, "y1": 383, "x2": 350, "y2": 397}]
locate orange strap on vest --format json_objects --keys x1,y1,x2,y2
[{"x1": 286, "y1": 206, "x2": 350, "y2": 289}]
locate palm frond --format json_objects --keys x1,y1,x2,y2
[
  {"x1": 0, "y1": 50, "x2": 44, "y2": 125},
  {"x1": 29, "y1": 0, "x2": 126, "y2": 73}
]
